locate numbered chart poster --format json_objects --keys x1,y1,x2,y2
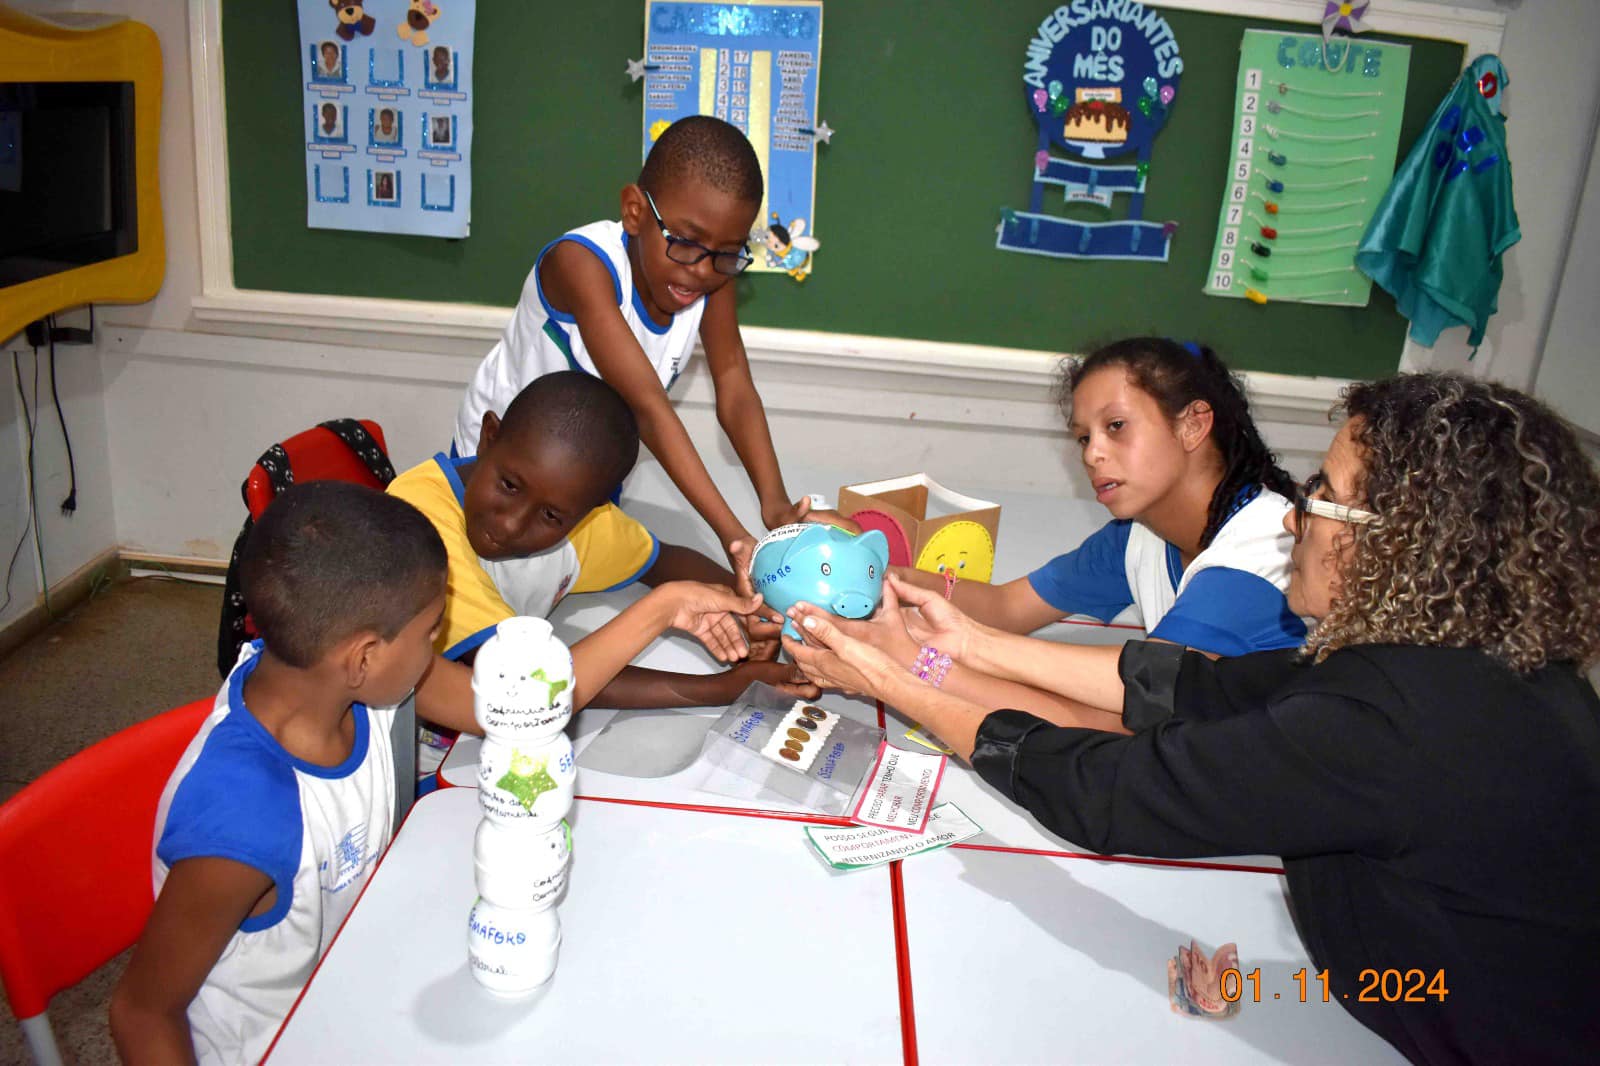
[
  {"x1": 297, "y1": 0, "x2": 474, "y2": 238},
  {"x1": 1203, "y1": 30, "x2": 1408, "y2": 306},
  {"x1": 642, "y1": 1, "x2": 823, "y2": 276}
]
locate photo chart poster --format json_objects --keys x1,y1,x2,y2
[
  {"x1": 1202, "y1": 30, "x2": 1409, "y2": 307},
  {"x1": 297, "y1": 0, "x2": 475, "y2": 238},
  {"x1": 641, "y1": 1, "x2": 823, "y2": 276}
]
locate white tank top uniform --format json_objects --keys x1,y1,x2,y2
[
  {"x1": 151, "y1": 642, "x2": 398, "y2": 1064},
  {"x1": 454, "y1": 220, "x2": 706, "y2": 455}
]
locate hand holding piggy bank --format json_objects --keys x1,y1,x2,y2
[{"x1": 749, "y1": 524, "x2": 889, "y2": 640}]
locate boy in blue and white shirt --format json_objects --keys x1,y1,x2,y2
[
  {"x1": 111, "y1": 482, "x2": 774, "y2": 1062},
  {"x1": 110, "y1": 482, "x2": 455, "y2": 1064}
]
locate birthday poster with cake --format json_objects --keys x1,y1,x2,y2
[{"x1": 997, "y1": 2, "x2": 1182, "y2": 262}]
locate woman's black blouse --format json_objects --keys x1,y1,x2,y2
[{"x1": 971, "y1": 641, "x2": 1600, "y2": 1064}]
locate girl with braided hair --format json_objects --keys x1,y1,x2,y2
[{"x1": 899, "y1": 336, "x2": 1305, "y2": 658}]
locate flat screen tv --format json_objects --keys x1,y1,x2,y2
[
  {"x1": 0, "y1": 9, "x2": 163, "y2": 345},
  {"x1": 0, "y1": 81, "x2": 139, "y2": 288}
]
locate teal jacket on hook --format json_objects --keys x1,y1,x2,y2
[{"x1": 1356, "y1": 55, "x2": 1519, "y2": 348}]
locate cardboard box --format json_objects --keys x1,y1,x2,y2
[{"x1": 836, "y1": 474, "x2": 1001, "y2": 583}]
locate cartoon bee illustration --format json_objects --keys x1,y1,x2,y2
[{"x1": 763, "y1": 213, "x2": 820, "y2": 281}]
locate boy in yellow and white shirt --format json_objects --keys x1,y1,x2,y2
[
  {"x1": 391, "y1": 371, "x2": 813, "y2": 769},
  {"x1": 391, "y1": 451, "x2": 659, "y2": 661}
]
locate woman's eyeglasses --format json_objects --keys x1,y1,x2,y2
[
  {"x1": 1293, "y1": 472, "x2": 1379, "y2": 543},
  {"x1": 641, "y1": 190, "x2": 754, "y2": 276}
]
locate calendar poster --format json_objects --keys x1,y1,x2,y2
[{"x1": 641, "y1": 1, "x2": 823, "y2": 276}]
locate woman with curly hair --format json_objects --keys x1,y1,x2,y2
[{"x1": 785, "y1": 372, "x2": 1600, "y2": 1063}]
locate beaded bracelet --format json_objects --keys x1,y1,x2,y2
[
  {"x1": 943, "y1": 568, "x2": 958, "y2": 601},
  {"x1": 911, "y1": 644, "x2": 953, "y2": 689}
]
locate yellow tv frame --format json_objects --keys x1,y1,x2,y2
[{"x1": 0, "y1": 6, "x2": 163, "y2": 343}]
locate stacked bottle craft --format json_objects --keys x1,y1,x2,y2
[
  {"x1": 467, "y1": 616, "x2": 578, "y2": 998},
  {"x1": 467, "y1": 897, "x2": 563, "y2": 998}
]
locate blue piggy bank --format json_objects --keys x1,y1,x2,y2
[{"x1": 750, "y1": 524, "x2": 889, "y2": 640}]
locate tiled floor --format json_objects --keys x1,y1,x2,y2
[{"x1": 0, "y1": 577, "x2": 221, "y2": 1065}]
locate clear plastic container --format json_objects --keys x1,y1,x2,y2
[
  {"x1": 695, "y1": 682, "x2": 884, "y2": 817},
  {"x1": 473, "y1": 819, "x2": 570, "y2": 910},
  {"x1": 467, "y1": 897, "x2": 561, "y2": 998},
  {"x1": 477, "y1": 734, "x2": 576, "y2": 828},
  {"x1": 472, "y1": 616, "x2": 575, "y2": 742}
]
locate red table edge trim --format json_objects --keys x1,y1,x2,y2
[
  {"x1": 948, "y1": 841, "x2": 1284, "y2": 875},
  {"x1": 888, "y1": 859, "x2": 919, "y2": 1065},
  {"x1": 260, "y1": 787, "x2": 434, "y2": 1062},
  {"x1": 575, "y1": 792, "x2": 856, "y2": 827}
]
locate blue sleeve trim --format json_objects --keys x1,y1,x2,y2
[
  {"x1": 631, "y1": 286, "x2": 673, "y2": 335},
  {"x1": 536, "y1": 234, "x2": 621, "y2": 324},
  {"x1": 444, "y1": 623, "x2": 498, "y2": 662},
  {"x1": 1026, "y1": 520, "x2": 1134, "y2": 622},
  {"x1": 621, "y1": 232, "x2": 681, "y2": 335},
  {"x1": 433, "y1": 452, "x2": 470, "y2": 506},
  {"x1": 541, "y1": 319, "x2": 584, "y2": 374},
  {"x1": 1150, "y1": 568, "x2": 1307, "y2": 655},
  {"x1": 156, "y1": 720, "x2": 303, "y2": 931},
  {"x1": 600, "y1": 532, "x2": 661, "y2": 592}
]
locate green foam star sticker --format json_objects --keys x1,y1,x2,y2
[
  {"x1": 497, "y1": 750, "x2": 559, "y2": 812},
  {"x1": 529, "y1": 667, "x2": 569, "y2": 706}
]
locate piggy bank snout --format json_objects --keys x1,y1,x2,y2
[{"x1": 830, "y1": 591, "x2": 876, "y2": 619}]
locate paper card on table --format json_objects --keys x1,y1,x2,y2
[
  {"x1": 848, "y1": 742, "x2": 947, "y2": 833},
  {"x1": 903, "y1": 725, "x2": 954, "y2": 755},
  {"x1": 806, "y1": 802, "x2": 981, "y2": 870}
]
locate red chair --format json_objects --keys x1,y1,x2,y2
[
  {"x1": 0, "y1": 697, "x2": 212, "y2": 1066},
  {"x1": 219, "y1": 419, "x2": 396, "y2": 677},
  {"x1": 243, "y1": 419, "x2": 391, "y2": 519}
]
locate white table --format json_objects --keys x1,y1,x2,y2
[
  {"x1": 266, "y1": 788, "x2": 904, "y2": 1064},
  {"x1": 270, "y1": 476, "x2": 1400, "y2": 1062},
  {"x1": 268, "y1": 788, "x2": 1395, "y2": 1063},
  {"x1": 900, "y1": 849, "x2": 1399, "y2": 1064}
]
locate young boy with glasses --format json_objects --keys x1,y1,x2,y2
[{"x1": 455, "y1": 115, "x2": 838, "y2": 576}]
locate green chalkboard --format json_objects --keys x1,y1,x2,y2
[{"x1": 222, "y1": 2, "x2": 1465, "y2": 380}]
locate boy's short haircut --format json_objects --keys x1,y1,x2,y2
[
  {"x1": 240, "y1": 481, "x2": 447, "y2": 668},
  {"x1": 499, "y1": 370, "x2": 640, "y2": 491},
  {"x1": 638, "y1": 114, "x2": 763, "y2": 205}
]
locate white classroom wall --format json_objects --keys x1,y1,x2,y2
[{"x1": 3, "y1": 0, "x2": 1599, "y2": 631}]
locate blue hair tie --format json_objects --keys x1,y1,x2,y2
[{"x1": 1181, "y1": 341, "x2": 1202, "y2": 358}]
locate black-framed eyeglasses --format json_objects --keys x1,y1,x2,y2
[
  {"x1": 641, "y1": 189, "x2": 754, "y2": 276},
  {"x1": 1292, "y1": 472, "x2": 1380, "y2": 544}
]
